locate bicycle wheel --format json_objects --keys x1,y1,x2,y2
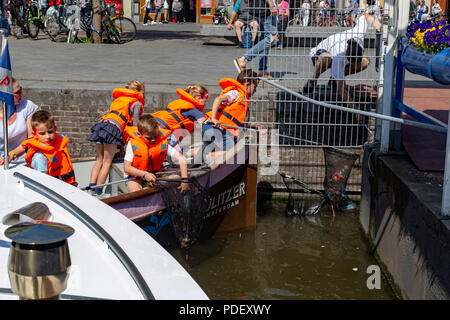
[
  {"x1": 111, "y1": 17, "x2": 136, "y2": 43},
  {"x1": 44, "y1": 14, "x2": 60, "y2": 41},
  {"x1": 27, "y1": 4, "x2": 41, "y2": 39}
]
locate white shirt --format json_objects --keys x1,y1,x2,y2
[
  {"x1": 0, "y1": 99, "x2": 38, "y2": 166},
  {"x1": 310, "y1": 15, "x2": 368, "y2": 80},
  {"x1": 143, "y1": 0, "x2": 152, "y2": 9}
]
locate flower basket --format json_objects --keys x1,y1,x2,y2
[{"x1": 401, "y1": 46, "x2": 450, "y2": 85}]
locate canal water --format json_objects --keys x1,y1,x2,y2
[{"x1": 170, "y1": 199, "x2": 398, "y2": 300}]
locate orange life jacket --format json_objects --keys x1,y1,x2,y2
[
  {"x1": 206, "y1": 78, "x2": 248, "y2": 137},
  {"x1": 125, "y1": 126, "x2": 172, "y2": 181},
  {"x1": 152, "y1": 89, "x2": 204, "y2": 141},
  {"x1": 101, "y1": 88, "x2": 145, "y2": 131},
  {"x1": 22, "y1": 134, "x2": 77, "y2": 186}
]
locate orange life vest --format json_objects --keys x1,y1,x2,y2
[
  {"x1": 22, "y1": 134, "x2": 77, "y2": 186},
  {"x1": 206, "y1": 78, "x2": 248, "y2": 137},
  {"x1": 152, "y1": 89, "x2": 204, "y2": 141},
  {"x1": 101, "y1": 88, "x2": 145, "y2": 131},
  {"x1": 125, "y1": 126, "x2": 172, "y2": 180}
]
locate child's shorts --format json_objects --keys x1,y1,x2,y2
[{"x1": 88, "y1": 120, "x2": 123, "y2": 145}]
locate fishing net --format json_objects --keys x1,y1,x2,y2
[
  {"x1": 322, "y1": 147, "x2": 359, "y2": 212},
  {"x1": 280, "y1": 173, "x2": 327, "y2": 216},
  {"x1": 280, "y1": 147, "x2": 359, "y2": 216},
  {"x1": 159, "y1": 171, "x2": 211, "y2": 249}
]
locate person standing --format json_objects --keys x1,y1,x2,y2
[
  {"x1": 153, "y1": 0, "x2": 164, "y2": 24},
  {"x1": 163, "y1": 0, "x2": 170, "y2": 23},
  {"x1": 233, "y1": 0, "x2": 279, "y2": 78},
  {"x1": 172, "y1": 0, "x2": 184, "y2": 22},
  {"x1": 302, "y1": 0, "x2": 311, "y2": 26},
  {"x1": 141, "y1": 0, "x2": 153, "y2": 26},
  {"x1": 276, "y1": 0, "x2": 289, "y2": 49}
]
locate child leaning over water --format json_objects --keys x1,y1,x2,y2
[
  {"x1": 0, "y1": 110, "x2": 77, "y2": 186},
  {"x1": 87, "y1": 80, "x2": 145, "y2": 196},
  {"x1": 152, "y1": 84, "x2": 209, "y2": 142},
  {"x1": 123, "y1": 114, "x2": 189, "y2": 193}
]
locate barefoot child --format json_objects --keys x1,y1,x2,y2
[
  {"x1": 87, "y1": 80, "x2": 145, "y2": 196},
  {"x1": 202, "y1": 69, "x2": 259, "y2": 151},
  {"x1": 123, "y1": 114, "x2": 189, "y2": 193},
  {"x1": 0, "y1": 110, "x2": 77, "y2": 185},
  {"x1": 152, "y1": 85, "x2": 209, "y2": 142}
]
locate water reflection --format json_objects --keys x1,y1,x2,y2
[{"x1": 170, "y1": 199, "x2": 397, "y2": 300}]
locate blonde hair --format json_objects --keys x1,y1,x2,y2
[
  {"x1": 31, "y1": 110, "x2": 55, "y2": 130},
  {"x1": 185, "y1": 84, "x2": 208, "y2": 98},
  {"x1": 125, "y1": 80, "x2": 145, "y2": 93},
  {"x1": 137, "y1": 114, "x2": 159, "y2": 135}
]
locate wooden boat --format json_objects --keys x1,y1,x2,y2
[{"x1": 73, "y1": 141, "x2": 258, "y2": 249}]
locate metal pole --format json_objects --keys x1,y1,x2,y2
[
  {"x1": 442, "y1": 99, "x2": 450, "y2": 216},
  {"x1": 260, "y1": 77, "x2": 447, "y2": 133},
  {"x1": 0, "y1": 29, "x2": 8, "y2": 170}
]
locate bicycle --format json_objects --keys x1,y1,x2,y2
[
  {"x1": 44, "y1": 5, "x2": 71, "y2": 42},
  {"x1": 26, "y1": 0, "x2": 45, "y2": 39},
  {"x1": 82, "y1": 4, "x2": 136, "y2": 44},
  {"x1": 4, "y1": 0, "x2": 28, "y2": 39}
]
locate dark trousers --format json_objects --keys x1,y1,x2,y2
[{"x1": 143, "y1": 8, "x2": 153, "y2": 23}]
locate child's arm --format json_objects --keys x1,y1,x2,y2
[
  {"x1": 124, "y1": 160, "x2": 157, "y2": 183},
  {"x1": 210, "y1": 95, "x2": 229, "y2": 126},
  {"x1": 0, "y1": 145, "x2": 26, "y2": 165},
  {"x1": 171, "y1": 151, "x2": 189, "y2": 193}
]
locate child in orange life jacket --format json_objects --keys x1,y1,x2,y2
[
  {"x1": 202, "y1": 69, "x2": 259, "y2": 151},
  {"x1": 87, "y1": 80, "x2": 145, "y2": 196},
  {"x1": 123, "y1": 114, "x2": 189, "y2": 193},
  {"x1": 0, "y1": 110, "x2": 77, "y2": 186},
  {"x1": 152, "y1": 85, "x2": 209, "y2": 143}
]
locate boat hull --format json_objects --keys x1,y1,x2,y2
[{"x1": 102, "y1": 145, "x2": 257, "y2": 249}]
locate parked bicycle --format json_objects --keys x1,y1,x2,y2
[
  {"x1": 80, "y1": 4, "x2": 136, "y2": 44},
  {"x1": 4, "y1": 0, "x2": 28, "y2": 38}
]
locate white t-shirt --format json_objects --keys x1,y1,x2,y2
[
  {"x1": 302, "y1": 2, "x2": 311, "y2": 15},
  {"x1": 143, "y1": 0, "x2": 152, "y2": 9},
  {"x1": 310, "y1": 15, "x2": 368, "y2": 80},
  {"x1": 0, "y1": 99, "x2": 38, "y2": 166}
]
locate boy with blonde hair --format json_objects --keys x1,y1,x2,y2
[{"x1": 123, "y1": 114, "x2": 189, "y2": 192}]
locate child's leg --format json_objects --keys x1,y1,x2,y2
[
  {"x1": 127, "y1": 180, "x2": 143, "y2": 192},
  {"x1": 89, "y1": 143, "x2": 104, "y2": 185},
  {"x1": 95, "y1": 144, "x2": 117, "y2": 191}
]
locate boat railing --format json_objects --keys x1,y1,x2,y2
[{"x1": 13, "y1": 171, "x2": 155, "y2": 300}]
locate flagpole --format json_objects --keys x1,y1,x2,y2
[{"x1": 0, "y1": 29, "x2": 8, "y2": 170}]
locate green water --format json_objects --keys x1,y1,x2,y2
[{"x1": 171, "y1": 199, "x2": 398, "y2": 300}]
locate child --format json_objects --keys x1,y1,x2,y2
[
  {"x1": 152, "y1": 84, "x2": 209, "y2": 142},
  {"x1": 202, "y1": 69, "x2": 259, "y2": 151},
  {"x1": 123, "y1": 114, "x2": 189, "y2": 193},
  {"x1": 0, "y1": 110, "x2": 77, "y2": 186},
  {"x1": 88, "y1": 80, "x2": 145, "y2": 196}
]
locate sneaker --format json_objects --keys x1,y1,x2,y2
[
  {"x1": 258, "y1": 72, "x2": 273, "y2": 79},
  {"x1": 158, "y1": 22, "x2": 162, "y2": 24},
  {"x1": 151, "y1": 21, "x2": 156, "y2": 25},
  {"x1": 143, "y1": 23, "x2": 149, "y2": 26},
  {"x1": 236, "y1": 41, "x2": 243, "y2": 48},
  {"x1": 233, "y1": 58, "x2": 246, "y2": 73},
  {"x1": 302, "y1": 79, "x2": 316, "y2": 94},
  {"x1": 162, "y1": 20, "x2": 168, "y2": 23}
]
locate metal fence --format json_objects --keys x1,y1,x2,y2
[{"x1": 232, "y1": 2, "x2": 389, "y2": 197}]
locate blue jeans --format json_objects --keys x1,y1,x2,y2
[
  {"x1": 202, "y1": 123, "x2": 236, "y2": 151},
  {"x1": 154, "y1": 7, "x2": 162, "y2": 22},
  {"x1": 243, "y1": 15, "x2": 277, "y2": 73}
]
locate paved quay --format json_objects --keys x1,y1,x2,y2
[{"x1": 8, "y1": 23, "x2": 249, "y2": 94}]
